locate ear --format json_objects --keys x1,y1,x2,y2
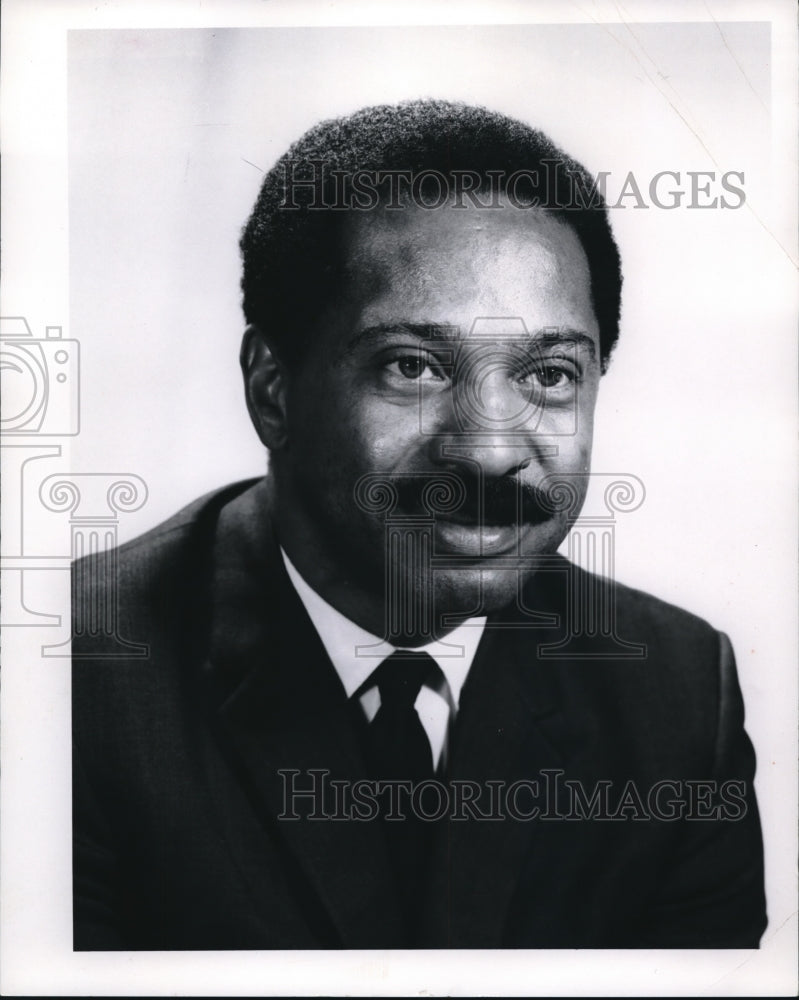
[{"x1": 240, "y1": 325, "x2": 289, "y2": 450}]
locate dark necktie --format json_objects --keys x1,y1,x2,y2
[
  {"x1": 365, "y1": 650, "x2": 439, "y2": 783},
  {"x1": 361, "y1": 650, "x2": 443, "y2": 939}
]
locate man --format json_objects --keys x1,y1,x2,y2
[{"x1": 72, "y1": 100, "x2": 766, "y2": 949}]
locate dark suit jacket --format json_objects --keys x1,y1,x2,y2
[{"x1": 72, "y1": 478, "x2": 767, "y2": 949}]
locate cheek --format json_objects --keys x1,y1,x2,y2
[
  {"x1": 559, "y1": 393, "x2": 597, "y2": 469},
  {"x1": 341, "y1": 395, "x2": 422, "y2": 465},
  {"x1": 547, "y1": 422, "x2": 594, "y2": 472},
  {"x1": 294, "y1": 403, "x2": 417, "y2": 494}
]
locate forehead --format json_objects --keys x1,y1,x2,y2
[{"x1": 338, "y1": 202, "x2": 599, "y2": 340}]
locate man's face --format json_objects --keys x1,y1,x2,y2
[{"x1": 272, "y1": 200, "x2": 602, "y2": 629}]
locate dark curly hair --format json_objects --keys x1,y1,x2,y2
[{"x1": 240, "y1": 99, "x2": 622, "y2": 370}]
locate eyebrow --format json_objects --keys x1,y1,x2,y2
[{"x1": 340, "y1": 322, "x2": 597, "y2": 360}]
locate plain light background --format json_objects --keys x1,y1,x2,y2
[{"x1": 2, "y1": 1, "x2": 797, "y2": 996}]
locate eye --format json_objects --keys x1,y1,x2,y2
[
  {"x1": 386, "y1": 354, "x2": 444, "y2": 381},
  {"x1": 519, "y1": 365, "x2": 576, "y2": 390},
  {"x1": 535, "y1": 366, "x2": 572, "y2": 388}
]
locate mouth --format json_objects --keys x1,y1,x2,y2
[
  {"x1": 430, "y1": 511, "x2": 529, "y2": 556},
  {"x1": 384, "y1": 474, "x2": 557, "y2": 556}
]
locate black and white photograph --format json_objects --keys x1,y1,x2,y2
[{"x1": 1, "y1": 0, "x2": 796, "y2": 995}]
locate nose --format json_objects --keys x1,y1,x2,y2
[{"x1": 432, "y1": 367, "x2": 551, "y2": 479}]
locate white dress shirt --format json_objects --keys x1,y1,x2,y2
[{"x1": 281, "y1": 549, "x2": 486, "y2": 770}]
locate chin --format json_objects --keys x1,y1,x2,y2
[
  {"x1": 432, "y1": 567, "x2": 525, "y2": 620},
  {"x1": 432, "y1": 536, "x2": 571, "y2": 622}
]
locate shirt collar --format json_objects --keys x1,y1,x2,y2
[{"x1": 280, "y1": 547, "x2": 486, "y2": 708}]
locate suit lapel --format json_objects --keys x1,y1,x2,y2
[
  {"x1": 202, "y1": 482, "x2": 403, "y2": 947},
  {"x1": 423, "y1": 565, "x2": 581, "y2": 947}
]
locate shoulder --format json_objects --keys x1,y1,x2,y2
[
  {"x1": 72, "y1": 478, "x2": 260, "y2": 592},
  {"x1": 550, "y1": 554, "x2": 720, "y2": 641},
  {"x1": 609, "y1": 571, "x2": 723, "y2": 651},
  {"x1": 524, "y1": 559, "x2": 733, "y2": 737},
  {"x1": 71, "y1": 478, "x2": 267, "y2": 663},
  {"x1": 96, "y1": 479, "x2": 258, "y2": 568},
  {"x1": 562, "y1": 565, "x2": 739, "y2": 766},
  {"x1": 71, "y1": 478, "x2": 275, "y2": 753},
  {"x1": 530, "y1": 555, "x2": 725, "y2": 649},
  {"x1": 577, "y1": 562, "x2": 727, "y2": 682}
]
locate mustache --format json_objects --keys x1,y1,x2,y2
[{"x1": 392, "y1": 474, "x2": 558, "y2": 527}]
